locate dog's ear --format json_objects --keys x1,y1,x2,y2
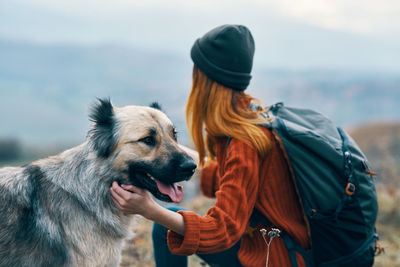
[
  {"x1": 149, "y1": 102, "x2": 162, "y2": 111},
  {"x1": 88, "y1": 98, "x2": 117, "y2": 158}
]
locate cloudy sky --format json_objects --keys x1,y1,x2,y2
[{"x1": 1, "y1": 0, "x2": 399, "y2": 71}]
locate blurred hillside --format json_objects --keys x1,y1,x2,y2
[
  {"x1": 0, "y1": 40, "x2": 399, "y2": 147},
  {"x1": 349, "y1": 123, "x2": 400, "y2": 187}
]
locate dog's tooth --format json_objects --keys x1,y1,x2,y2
[{"x1": 146, "y1": 173, "x2": 156, "y2": 181}]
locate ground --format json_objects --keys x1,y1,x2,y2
[
  {"x1": 120, "y1": 186, "x2": 399, "y2": 266},
  {"x1": 120, "y1": 195, "x2": 215, "y2": 267}
]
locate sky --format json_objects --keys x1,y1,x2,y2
[
  {"x1": 1, "y1": 0, "x2": 399, "y2": 71},
  {"x1": 1, "y1": 0, "x2": 399, "y2": 42}
]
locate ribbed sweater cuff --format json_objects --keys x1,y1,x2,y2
[{"x1": 167, "y1": 210, "x2": 200, "y2": 255}]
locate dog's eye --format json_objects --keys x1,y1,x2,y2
[
  {"x1": 172, "y1": 128, "x2": 178, "y2": 141},
  {"x1": 140, "y1": 136, "x2": 156, "y2": 146}
]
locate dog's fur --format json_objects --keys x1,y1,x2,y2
[{"x1": 0, "y1": 99, "x2": 196, "y2": 267}]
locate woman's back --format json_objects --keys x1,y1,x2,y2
[{"x1": 199, "y1": 128, "x2": 310, "y2": 266}]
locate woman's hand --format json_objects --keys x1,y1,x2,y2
[
  {"x1": 110, "y1": 181, "x2": 158, "y2": 218},
  {"x1": 110, "y1": 181, "x2": 186, "y2": 236}
]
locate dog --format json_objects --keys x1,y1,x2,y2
[{"x1": 0, "y1": 99, "x2": 196, "y2": 267}]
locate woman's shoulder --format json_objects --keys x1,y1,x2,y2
[
  {"x1": 230, "y1": 126, "x2": 273, "y2": 144},
  {"x1": 259, "y1": 125, "x2": 274, "y2": 139},
  {"x1": 221, "y1": 131, "x2": 271, "y2": 153}
]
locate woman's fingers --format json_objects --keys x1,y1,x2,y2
[
  {"x1": 110, "y1": 181, "x2": 156, "y2": 216},
  {"x1": 110, "y1": 186, "x2": 125, "y2": 204},
  {"x1": 109, "y1": 181, "x2": 159, "y2": 217},
  {"x1": 121, "y1": 184, "x2": 143, "y2": 194},
  {"x1": 111, "y1": 181, "x2": 135, "y2": 201}
]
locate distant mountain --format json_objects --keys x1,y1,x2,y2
[
  {"x1": 0, "y1": 40, "x2": 399, "y2": 146},
  {"x1": 251, "y1": 68, "x2": 400, "y2": 126}
]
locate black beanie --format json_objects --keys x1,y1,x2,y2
[{"x1": 190, "y1": 24, "x2": 255, "y2": 91}]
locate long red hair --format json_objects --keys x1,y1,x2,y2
[{"x1": 186, "y1": 66, "x2": 271, "y2": 166}]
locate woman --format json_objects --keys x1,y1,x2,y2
[{"x1": 110, "y1": 24, "x2": 310, "y2": 267}]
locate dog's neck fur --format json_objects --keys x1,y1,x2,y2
[
  {"x1": 35, "y1": 141, "x2": 129, "y2": 235},
  {"x1": 30, "y1": 141, "x2": 133, "y2": 265}
]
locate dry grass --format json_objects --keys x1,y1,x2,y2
[
  {"x1": 120, "y1": 195, "x2": 215, "y2": 267},
  {"x1": 374, "y1": 185, "x2": 400, "y2": 266},
  {"x1": 120, "y1": 186, "x2": 399, "y2": 267}
]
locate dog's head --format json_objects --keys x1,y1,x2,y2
[{"x1": 88, "y1": 98, "x2": 196, "y2": 203}]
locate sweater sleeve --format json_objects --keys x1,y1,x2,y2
[
  {"x1": 199, "y1": 161, "x2": 220, "y2": 198},
  {"x1": 167, "y1": 139, "x2": 261, "y2": 255}
]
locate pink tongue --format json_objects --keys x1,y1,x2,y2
[{"x1": 155, "y1": 180, "x2": 183, "y2": 203}]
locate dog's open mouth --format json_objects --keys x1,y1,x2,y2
[
  {"x1": 127, "y1": 167, "x2": 185, "y2": 203},
  {"x1": 145, "y1": 173, "x2": 183, "y2": 203}
]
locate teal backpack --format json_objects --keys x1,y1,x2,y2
[{"x1": 230, "y1": 103, "x2": 380, "y2": 266}]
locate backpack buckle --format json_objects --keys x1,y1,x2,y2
[
  {"x1": 346, "y1": 182, "x2": 356, "y2": 196},
  {"x1": 269, "y1": 102, "x2": 283, "y2": 115},
  {"x1": 373, "y1": 233, "x2": 385, "y2": 256}
]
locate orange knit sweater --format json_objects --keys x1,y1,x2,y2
[{"x1": 167, "y1": 128, "x2": 311, "y2": 267}]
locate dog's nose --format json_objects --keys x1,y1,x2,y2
[{"x1": 179, "y1": 160, "x2": 197, "y2": 178}]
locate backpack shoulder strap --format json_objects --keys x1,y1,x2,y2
[{"x1": 250, "y1": 208, "x2": 313, "y2": 267}]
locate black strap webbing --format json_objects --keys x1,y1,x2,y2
[{"x1": 250, "y1": 209, "x2": 313, "y2": 267}]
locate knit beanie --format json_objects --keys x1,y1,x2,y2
[{"x1": 190, "y1": 24, "x2": 255, "y2": 91}]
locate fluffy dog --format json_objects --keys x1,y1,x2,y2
[{"x1": 0, "y1": 99, "x2": 196, "y2": 267}]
